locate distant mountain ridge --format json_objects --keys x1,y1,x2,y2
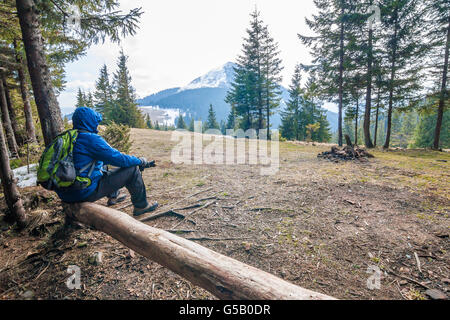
[
  {"x1": 178, "y1": 62, "x2": 236, "y2": 92},
  {"x1": 137, "y1": 62, "x2": 338, "y2": 131}
]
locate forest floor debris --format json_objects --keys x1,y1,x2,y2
[
  {"x1": 0, "y1": 129, "x2": 449, "y2": 300},
  {"x1": 318, "y1": 145, "x2": 374, "y2": 162}
]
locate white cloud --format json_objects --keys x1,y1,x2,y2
[
  {"x1": 65, "y1": 80, "x2": 96, "y2": 92},
  {"x1": 58, "y1": 0, "x2": 323, "y2": 112}
]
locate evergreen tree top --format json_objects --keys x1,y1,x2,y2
[{"x1": 206, "y1": 104, "x2": 220, "y2": 130}]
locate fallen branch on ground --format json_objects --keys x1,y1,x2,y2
[
  {"x1": 136, "y1": 187, "x2": 215, "y2": 221},
  {"x1": 386, "y1": 268, "x2": 430, "y2": 290},
  {"x1": 166, "y1": 230, "x2": 195, "y2": 234},
  {"x1": 250, "y1": 207, "x2": 274, "y2": 211},
  {"x1": 414, "y1": 252, "x2": 422, "y2": 274},
  {"x1": 171, "y1": 200, "x2": 216, "y2": 229},
  {"x1": 115, "y1": 187, "x2": 214, "y2": 211},
  {"x1": 197, "y1": 196, "x2": 218, "y2": 202},
  {"x1": 174, "y1": 204, "x2": 202, "y2": 210},
  {"x1": 139, "y1": 209, "x2": 186, "y2": 222},
  {"x1": 187, "y1": 237, "x2": 252, "y2": 242},
  {"x1": 219, "y1": 206, "x2": 235, "y2": 209},
  {"x1": 65, "y1": 202, "x2": 335, "y2": 300}
]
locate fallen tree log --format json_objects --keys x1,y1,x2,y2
[{"x1": 65, "y1": 202, "x2": 335, "y2": 300}]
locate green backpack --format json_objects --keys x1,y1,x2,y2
[{"x1": 37, "y1": 130, "x2": 96, "y2": 191}]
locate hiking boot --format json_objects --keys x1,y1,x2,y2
[
  {"x1": 107, "y1": 192, "x2": 127, "y2": 206},
  {"x1": 133, "y1": 202, "x2": 159, "y2": 217}
]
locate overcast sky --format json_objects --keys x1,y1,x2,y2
[{"x1": 58, "y1": 0, "x2": 332, "y2": 114}]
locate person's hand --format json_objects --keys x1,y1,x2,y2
[
  {"x1": 138, "y1": 157, "x2": 148, "y2": 171},
  {"x1": 138, "y1": 157, "x2": 156, "y2": 171},
  {"x1": 138, "y1": 157, "x2": 147, "y2": 165}
]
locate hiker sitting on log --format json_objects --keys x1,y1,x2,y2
[{"x1": 55, "y1": 107, "x2": 158, "y2": 217}]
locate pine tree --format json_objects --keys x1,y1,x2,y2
[
  {"x1": 245, "y1": 9, "x2": 265, "y2": 130},
  {"x1": 226, "y1": 64, "x2": 256, "y2": 131},
  {"x1": 205, "y1": 104, "x2": 220, "y2": 131},
  {"x1": 13, "y1": 40, "x2": 37, "y2": 143},
  {"x1": 425, "y1": 0, "x2": 450, "y2": 149},
  {"x1": 412, "y1": 109, "x2": 449, "y2": 149},
  {"x1": 261, "y1": 20, "x2": 283, "y2": 133},
  {"x1": 361, "y1": 0, "x2": 376, "y2": 148},
  {"x1": 0, "y1": 108, "x2": 26, "y2": 228},
  {"x1": 226, "y1": 9, "x2": 283, "y2": 133},
  {"x1": 343, "y1": 70, "x2": 365, "y2": 145},
  {"x1": 112, "y1": 50, "x2": 145, "y2": 128},
  {"x1": 316, "y1": 108, "x2": 332, "y2": 142},
  {"x1": 299, "y1": 0, "x2": 355, "y2": 146},
  {"x1": 281, "y1": 64, "x2": 304, "y2": 141},
  {"x1": 380, "y1": 0, "x2": 428, "y2": 149},
  {"x1": 16, "y1": 0, "x2": 64, "y2": 145},
  {"x1": 94, "y1": 64, "x2": 113, "y2": 118},
  {"x1": 340, "y1": 1, "x2": 379, "y2": 148},
  {"x1": 76, "y1": 88, "x2": 86, "y2": 108},
  {"x1": 177, "y1": 114, "x2": 187, "y2": 129},
  {"x1": 146, "y1": 114, "x2": 153, "y2": 129},
  {"x1": 0, "y1": 75, "x2": 19, "y2": 157},
  {"x1": 1, "y1": 75, "x2": 23, "y2": 146},
  {"x1": 14, "y1": 0, "x2": 143, "y2": 145},
  {"x1": 281, "y1": 70, "x2": 331, "y2": 143},
  {"x1": 398, "y1": 111, "x2": 417, "y2": 148},
  {"x1": 226, "y1": 104, "x2": 237, "y2": 130},
  {"x1": 303, "y1": 78, "x2": 331, "y2": 143},
  {"x1": 188, "y1": 118, "x2": 195, "y2": 132},
  {"x1": 86, "y1": 91, "x2": 94, "y2": 109},
  {"x1": 220, "y1": 120, "x2": 226, "y2": 135},
  {"x1": 372, "y1": 68, "x2": 386, "y2": 147}
]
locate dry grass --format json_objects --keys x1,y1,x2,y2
[{"x1": 0, "y1": 128, "x2": 448, "y2": 300}]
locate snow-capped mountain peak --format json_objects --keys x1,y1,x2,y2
[{"x1": 178, "y1": 62, "x2": 236, "y2": 92}]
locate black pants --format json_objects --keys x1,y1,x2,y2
[{"x1": 85, "y1": 166, "x2": 148, "y2": 208}]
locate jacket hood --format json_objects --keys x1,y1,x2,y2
[{"x1": 72, "y1": 107, "x2": 103, "y2": 133}]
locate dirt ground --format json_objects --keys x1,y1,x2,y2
[{"x1": 0, "y1": 128, "x2": 449, "y2": 300}]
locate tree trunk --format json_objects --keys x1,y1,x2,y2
[
  {"x1": 296, "y1": 114, "x2": 299, "y2": 141},
  {"x1": 258, "y1": 108, "x2": 263, "y2": 133},
  {"x1": 373, "y1": 91, "x2": 380, "y2": 147},
  {"x1": 16, "y1": 0, "x2": 64, "y2": 146},
  {"x1": 384, "y1": 91, "x2": 394, "y2": 149},
  {"x1": 355, "y1": 98, "x2": 359, "y2": 145},
  {"x1": 345, "y1": 134, "x2": 353, "y2": 147},
  {"x1": 14, "y1": 40, "x2": 37, "y2": 144},
  {"x1": 2, "y1": 76, "x2": 23, "y2": 146},
  {"x1": 363, "y1": 25, "x2": 374, "y2": 148},
  {"x1": 0, "y1": 113, "x2": 27, "y2": 229},
  {"x1": 0, "y1": 76, "x2": 19, "y2": 157},
  {"x1": 66, "y1": 202, "x2": 335, "y2": 300},
  {"x1": 384, "y1": 10, "x2": 399, "y2": 150},
  {"x1": 338, "y1": 8, "x2": 345, "y2": 147},
  {"x1": 266, "y1": 87, "x2": 271, "y2": 139},
  {"x1": 433, "y1": 17, "x2": 450, "y2": 150}
]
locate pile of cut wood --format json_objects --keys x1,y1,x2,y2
[
  {"x1": 318, "y1": 145, "x2": 374, "y2": 161},
  {"x1": 318, "y1": 136, "x2": 374, "y2": 161}
]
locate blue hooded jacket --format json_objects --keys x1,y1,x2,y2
[{"x1": 56, "y1": 107, "x2": 142, "y2": 203}]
